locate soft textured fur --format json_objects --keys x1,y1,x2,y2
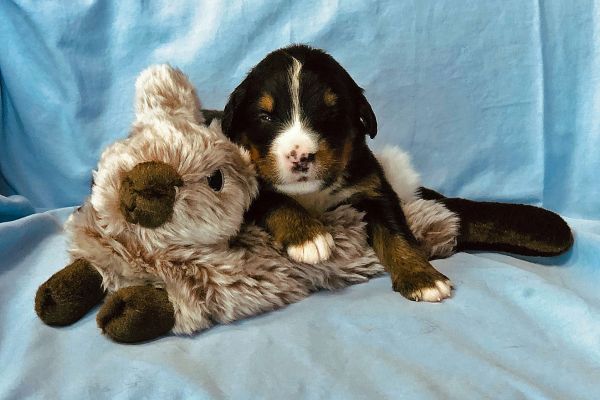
[{"x1": 35, "y1": 65, "x2": 459, "y2": 341}]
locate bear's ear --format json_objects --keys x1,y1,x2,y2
[{"x1": 134, "y1": 64, "x2": 205, "y2": 125}]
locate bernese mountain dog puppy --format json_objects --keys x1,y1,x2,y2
[
  {"x1": 220, "y1": 44, "x2": 453, "y2": 302},
  {"x1": 219, "y1": 44, "x2": 574, "y2": 302}
]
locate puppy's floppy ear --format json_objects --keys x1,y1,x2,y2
[
  {"x1": 222, "y1": 82, "x2": 247, "y2": 140},
  {"x1": 358, "y1": 90, "x2": 377, "y2": 139},
  {"x1": 135, "y1": 64, "x2": 205, "y2": 125}
]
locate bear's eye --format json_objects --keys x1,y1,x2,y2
[{"x1": 207, "y1": 169, "x2": 224, "y2": 192}]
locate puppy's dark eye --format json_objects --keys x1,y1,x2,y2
[
  {"x1": 259, "y1": 113, "x2": 273, "y2": 123},
  {"x1": 207, "y1": 169, "x2": 224, "y2": 192}
]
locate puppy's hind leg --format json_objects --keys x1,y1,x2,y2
[
  {"x1": 417, "y1": 187, "x2": 573, "y2": 257},
  {"x1": 438, "y1": 197, "x2": 573, "y2": 257}
]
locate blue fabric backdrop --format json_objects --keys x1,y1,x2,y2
[
  {"x1": 1, "y1": 0, "x2": 599, "y2": 219},
  {"x1": 1, "y1": 1, "x2": 599, "y2": 399}
]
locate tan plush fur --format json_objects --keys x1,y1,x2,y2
[
  {"x1": 403, "y1": 199, "x2": 459, "y2": 258},
  {"x1": 66, "y1": 65, "x2": 458, "y2": 335}
]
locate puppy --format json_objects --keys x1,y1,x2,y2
[{"x1": 221, "y1": 44, "x2": 452, "y2": 302}]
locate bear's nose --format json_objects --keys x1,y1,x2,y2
[{"x1": 119, "y1": 161, "x2": 183, "y2": 228}]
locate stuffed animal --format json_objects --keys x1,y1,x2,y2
[
  {"x1": 32, "y1": 65, "x2": 448, "y2": 342},
  {"x1": 35, "y1": 65, "x2": 572, "y2": 343}
]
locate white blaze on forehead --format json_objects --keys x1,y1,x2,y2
[
  {"x1": 271, "y1": 57, "x2": 321, "y2": 192},
  {"x1": 289, "y1": 57, "x2": 302, "y2": 125}
]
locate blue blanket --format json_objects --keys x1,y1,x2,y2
[{"x1": 1, "y1": 1, "x2": 599, "y2": 398}]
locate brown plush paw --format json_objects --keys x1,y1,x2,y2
[
  {"x1": 96, "y1": 286, "x2": 175, "y2": 343},
  {"x1": 392, "y1": 269, "x2": 453, "y2": 302},
  {"x1": 35, "y1": 259, "x2": 106, "y2": 326},
  {"x1": 119, "y1": 161, "x2": 183, "y2": 228}
]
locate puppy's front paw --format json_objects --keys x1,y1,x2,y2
[
  {"x1": 411, "y1": 278, "x2": 453, "y2": 302},
  {"x1": 393, "y1": 270, "x2": 453, "y2": 302},
  {"x1": 265, "y1": 204, "x2": 336, "y2": 264},
  {"x1": 287, "y1": 232, "x2": 335, "y2": 264}
]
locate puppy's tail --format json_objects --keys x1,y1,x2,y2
[{"x1": 418, "y1": 187, "x2": 574, "y2": 257}]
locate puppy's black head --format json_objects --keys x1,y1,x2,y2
[{"x1": 222, "y1": 44, "x2": 377, "y2": 195}]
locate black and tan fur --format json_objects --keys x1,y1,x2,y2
[{"x1": 221, "y1": 44, "x2": 573, "y2": 302}]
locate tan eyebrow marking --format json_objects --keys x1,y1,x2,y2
[
  {"x1": 323, "y1": 88, "x2": 337, "y2": 106},
  {"x1": 258, "y1": 93, "x2": 274, "y2": 112}
]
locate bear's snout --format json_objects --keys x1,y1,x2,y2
[{"x1": 119, "y1": 161, "x2": 183, "y2": 228}]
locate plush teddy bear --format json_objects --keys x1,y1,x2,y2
[{"x1": 35, "y1": 65, "x2": 572, "y2": 343}]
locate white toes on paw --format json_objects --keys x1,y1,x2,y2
[
  {"x1": 287, "y1": 233, "x2": 335, "y2": 264},
  {"x1": 412, "y1": 280, "x2": 453, "y2": 302}
]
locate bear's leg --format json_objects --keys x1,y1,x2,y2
[
  {"x1": 35, "y1": 258, "x2": 106, "y2": 326},
  {"x1": 96, "y1": 286, "x2": 175, "y2": 343}
]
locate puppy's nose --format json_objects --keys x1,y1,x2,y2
[{"x1": 286, "y1": 147, "x2": 316, "y2": 173}]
